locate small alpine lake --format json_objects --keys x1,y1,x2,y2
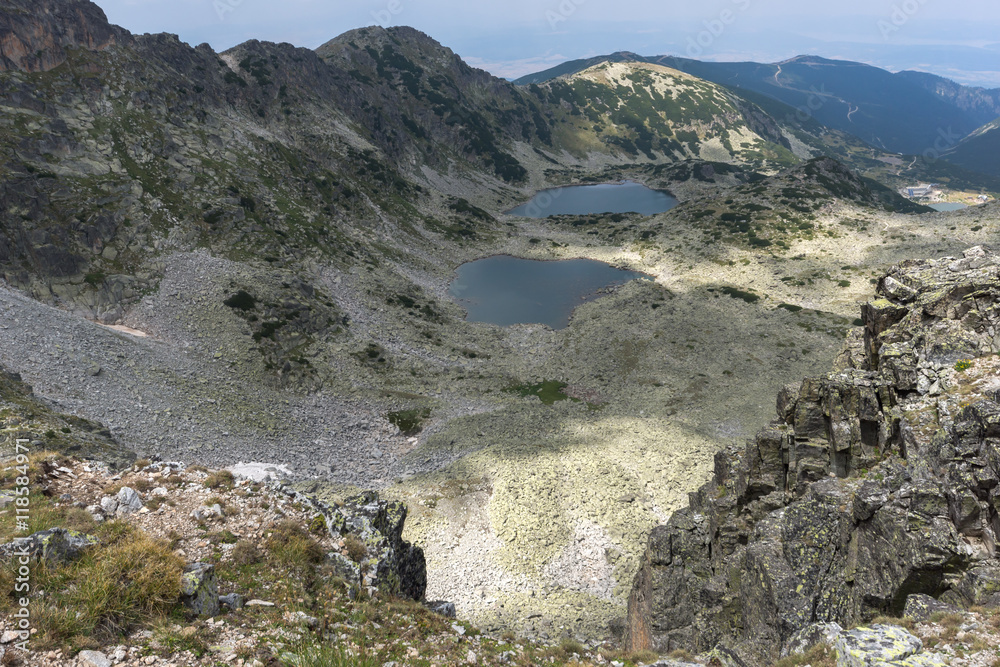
[
  {"x1": 507, "y1": 180, "x2": 678, "y2": 218},
  {"x1": 449, "y1": 256, "x2": 651, "y2": 329}
]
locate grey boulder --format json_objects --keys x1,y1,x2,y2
[
  {"x1": 179, "y1": 562, "x2": 220, "y2": 617},
  {"x1": 0, "y1": 527, "x2": 97, "y2": 563}
]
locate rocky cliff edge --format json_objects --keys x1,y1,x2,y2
[{"x1": 626, "y1": 246, "x2": 1000, "y2": 664}]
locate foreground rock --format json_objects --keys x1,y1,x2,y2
[
  {"x1": 832, "y1": 625, "x2": 924, "y2": 667},
  {"x1": 179, "y1": 562, "x2": 220, "y2": 617},
  {"x1": 626, "y1": 248, "x2": 1000, "y2": 663},
  {"x1": 0, "y1": 457, "x2": 619, "y2": 667}
]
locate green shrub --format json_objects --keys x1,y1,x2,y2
[
  {"x1": 224, "y1": 290, "x2": 257, "y2": 311},
  {"x1": 387, "y1": 408, "x2": 431, "y2": 436},
  {"x1": 719, "y1": 286, "x2": 760, "y2": 304},
  {"x1": 84, "y1": 272, "x2": 106, "y2": 287}
]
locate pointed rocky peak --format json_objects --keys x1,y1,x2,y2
[{"x1": 0, "y1": 0, "x2": 133, "y2": 72}]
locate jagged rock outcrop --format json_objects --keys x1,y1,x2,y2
[
  {"x1": 0, "y1": 0, "x2": 133, "y2": 72},
  {"x1": 626, "y1": 247, "x2": 1000, "y2": 663},
  {"x1": 321, "y1": 490, "x2": 427, "y2": 601}
]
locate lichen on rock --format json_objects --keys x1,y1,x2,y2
[{"x1": 320, "y1": 490, "x2": 427, "y2": 601}]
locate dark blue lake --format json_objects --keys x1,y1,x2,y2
[
  {"x1": 449, "y1": 256, "x2": 650, "y2": 329},
  {"x1": 507, "y1": 180, "x2": 678, "y2": 218}
]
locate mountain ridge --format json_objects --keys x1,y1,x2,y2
[{"x1": 515, "y1": 52, "x2": 1000, "y2": 166}]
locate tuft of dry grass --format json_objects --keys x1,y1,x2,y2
[
  {"x1": 231, "y1": 540, "x2": 263, "y2": 566},
  {"x1": 343, "y1": 534, "x2": 368, "y2": 563},
  {"x1": 26, "y1": 521, "x2": 183, "y2": 649},
  {"x1": 772, "y1": 641, "x2": 837, "y2": 667},
  {"x1": 0, "y1": 451, "x2": 66, "y2": 488},
  {"x1": 265, "y1": 519, "x2": 324, "y2": 566},
  {"x1": 626, "y1": 649, "x2": 660, "y2": 664},
  {"x1": 203, "y1": 470, "x2": 235, "y2": 490},
  {"x1": 558, "y1": 638, "x2": 586, "y2": 657},
  {"x1": 870, "y1": 615, "x2": 916, "y2": 631},
  {"x1": 929, "y1": 611, "x2": 965, "y2": 628}
]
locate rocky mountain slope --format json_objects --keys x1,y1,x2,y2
[
  {"x1": 0, "y1": 443, "x2": 629, "y2": 666},
  {"x1": 896, "y1": 70, "x2": 1000, "y2": 125},
  {"x1": 626, "y1": 246, "x2": 1000, "y2": 664},
  {"x1": 0, "y1": 0, "x2": 131, "y2": 72}
]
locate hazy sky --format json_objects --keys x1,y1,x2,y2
[{"x1": 92, "y1": 0, "x2": 1000, "y2": 86}]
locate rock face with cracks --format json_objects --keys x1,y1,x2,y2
[
  {"x1": 0, "y1": 0, "x2": 132, "y2": 73},
  {"x1": 626, "y1": 247, "x2": 1000, "y2": 664},
  {"x1": 321, "y1": 490, "x2": 428, "y2": 601}
]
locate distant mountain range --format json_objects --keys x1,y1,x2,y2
[{"x1": 515, "y1": 53, "x2": 1000, "y2": 163}]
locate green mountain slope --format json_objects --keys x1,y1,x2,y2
[{"x1": 531, "y1": 61, "x2": 796, "y2": 167}]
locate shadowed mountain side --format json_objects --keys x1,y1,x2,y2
[{"x1": 944, "y1": 117, "x2": 1000, "y2": 179}]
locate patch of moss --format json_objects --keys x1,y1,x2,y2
[{"x1": 505, "y1": 380, "x2": 573, "y2": 405}]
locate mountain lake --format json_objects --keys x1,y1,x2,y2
[
  {"x1": 449, "y1": 256, "x2": 651, "y2": 329},
  {"x1": 930, "y1": 203, "x2": 969, "y2": 212},
  {"x1": 507, "y1": 180, "x2": 678, "y2": 217}
]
